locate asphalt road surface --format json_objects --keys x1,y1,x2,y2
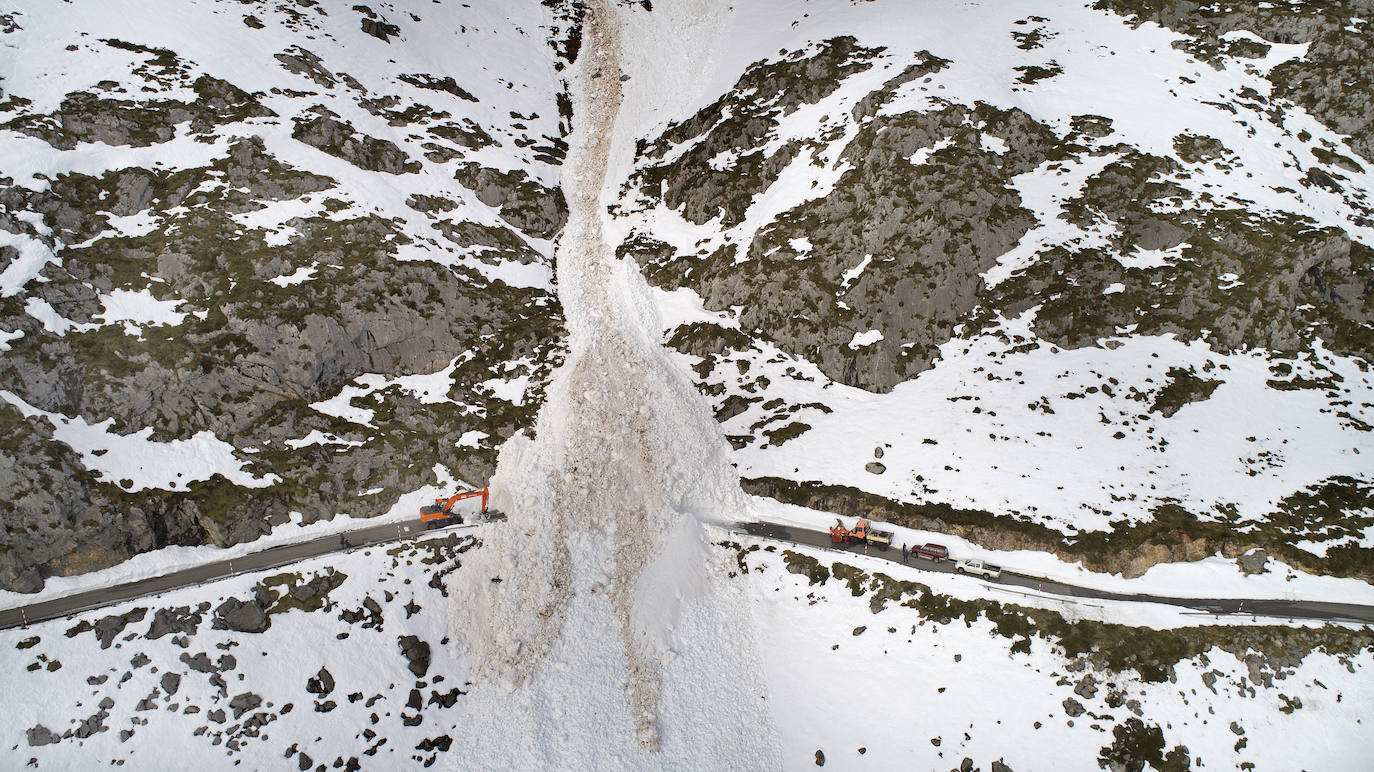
[
  {"x1": 0, "y1": 518, "x2": 473, "y2": 631},
  {"x1": 739, "y1": 522, "x2": 1374, "y2": 625},
  {"x1": 3, "y1": 516, "x2": 1370, "y2": 632}
]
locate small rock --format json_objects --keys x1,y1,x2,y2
[
  {"x1": 1062, "y1": 697, "x2": 1085, "y2": 717},
  {"x1": 1074, "y1": 673, "x2": 1098, "y2": 699},
  {"x1": 26, "y1": 725, "x2": 59, "y2": 746},
  {"x1": 397, "y1": 635, "x2": 431, "y2": 677},
  {"x1": 148, "y1": 607, "x2": 201, "y2": 639},
  {"x1": 229, "y1": 692, "x2": 262, "y2": 719},
  {"x1": 864, "y1": 461, "x2": 886, "y2": 475},
  {"x1": 161, "y1": 672, "x2": 181, "y2": 696},
  {"x1": 815, "y1": 749, "x2": 825, "y2": 766},
  {"x1": 207, "y1": 708, "x2": 227, "y2": 724},
  {"x1": 307, "y1": 667, "x2": 336, "y2": 695},
  {"x1": 1237, "y1": 549, "x2": 1270, "y2": 575},
  {"x1": 213, "y1": 598, "x2": 270, "y2": 633},
  {"x1": 181, "y1": 652, "x2": 214, "y2": 674}
]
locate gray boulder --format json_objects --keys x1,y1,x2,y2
[{"x1": 213, "y1": 597, "x2": 270, "y2": 633}]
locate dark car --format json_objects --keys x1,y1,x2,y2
[{"x1": 914, "y1": 543, "x2": 949, "y2": 561}]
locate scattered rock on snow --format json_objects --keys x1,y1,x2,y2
[
  {"x1": 148, "y1": 606, "x2": 203, "y2": 639},
  {"x1": 1237, "y1": 549, "x2": 1270, "y2": 575},
  {"x1": 229, "y1": 692, "x2": 263, "y2": 719},
  {"x1": 398, "y1": 635, "x2": 431, "y2": 677},
  {"x1": 213, "y1": 597, "x2": 270, "y2": 633},
  {"x1": 306, "y1": 666, "x2": 335, "y2": 695},
  {"x1": 26, "y1": 724, "x2": 59, "y2": 746}
]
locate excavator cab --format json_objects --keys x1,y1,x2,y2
[{"x1": 420, "y1": 487, "x2": 489, "y2": 528}]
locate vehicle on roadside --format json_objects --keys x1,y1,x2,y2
[
  {"x1": 829, "y1": 518, "x2": 893, "y2": 551},
  {"x1": 955, "y1": 558, "x2": 1001, "y2": 580},
  {"x1": 913, "y1": 543, "x2": 948, "y2": 562}
]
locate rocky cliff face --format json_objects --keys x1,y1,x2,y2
[{"x1": 0, "y1": 1, "x2": 574, "y2": 591}]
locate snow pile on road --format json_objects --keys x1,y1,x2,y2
[{"x1": 446, "y1": 2, "x2": 778, "y2": 766}]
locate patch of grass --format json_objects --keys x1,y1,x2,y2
[
  {"x1": 782, "y1": 550, "x2": 830, "y2": 585},
  {"x1": 1013, "y1": 62, "x2": 1063, "y2": 84},
  {"x1": 256, "y1": 568, "x2": 347, "y2": 615},
  {"x1": 1150, "y1": 367, "x2": 1222, "y2": 416},
  {"x1": 1099, "y1": 718, "x2": 1189, "y2": 772}
]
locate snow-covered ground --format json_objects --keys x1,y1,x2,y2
[
  {"x1": 4, "y1": 528, "x2": 1368, "y2": 771},
  {"x1": 0, "y1": 531, "x2": 475, "y2": 769},
  {"x1": 742, "y1": 544, "x2": 1374, "y2": 771}
]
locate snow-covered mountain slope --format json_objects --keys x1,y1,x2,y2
[
  {"x1": 0, "y1": 0, "x2": 572, "y2": 593},
  {"x1": 609, "y1": 0, "x2": 1374, "y2": 581},
  {"x1": 3, "y1": 1, "x2": 1374, "y2": 770}
]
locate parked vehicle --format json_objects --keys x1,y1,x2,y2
[
  {"x1": 955, "y1": 559, "x2": 1001, "y2": 580},
  {"x1": 913, "y1": 543, "x2": 948, "y2": 562}
]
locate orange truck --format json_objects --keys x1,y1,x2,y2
[
  {"x1": 419, "y1": 487, "x2": 488, "y2": 529},
  {"x1": 829, "y1": 518, "x2": 892, "y2": 551}
]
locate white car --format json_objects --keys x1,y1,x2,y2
[{"x1": 955, "y1": 559, "x2": 1001, "y2": 580}]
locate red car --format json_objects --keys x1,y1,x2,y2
[{"x1": 914, "y1": 543, "x2": 948, "y2": 562}]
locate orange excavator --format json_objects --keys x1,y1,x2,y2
[{"x1": 420, "y1": 487, "x2": 488, "y2": 528}]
